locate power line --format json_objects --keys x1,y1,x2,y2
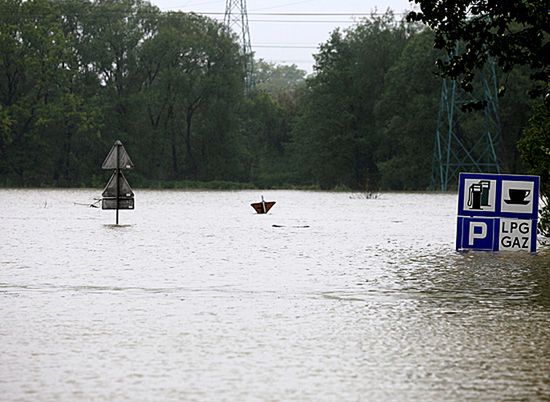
[
  {"x1": 216, "y1": 18, "x2": 361, "y2": 23},
  {"x1": 173, "y1": 0, "x2": 224, "y2": 7},
  {"x1": 252, "y1": 0, "x2": 319, "y2": 12},
  {"x1": 254, "y1": 45, "x2": 319, "y2": 49},
  {"x1": 198, "y1": 12, "x2": 411, "y2": 16},
  {"x1": 10, "y1": 8, "x2": 412, "y2": 21},
  {"x1": 266, "y1": 60, "x2": 314, "y2": 63}
]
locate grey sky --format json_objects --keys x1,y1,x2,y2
[{"x1": 149, "y1": 0, "x2": 416, "y2": 74}]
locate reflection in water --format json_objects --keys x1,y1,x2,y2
[
  {"x1": 0, "y1": 189, "x2": 549, "y2": 401},
  {"x1": 397, "y1": 249, "x2": 550, "y2": 308}
]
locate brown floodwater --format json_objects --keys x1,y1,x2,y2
[{"x1": 1, "y1": 189, "x2": 549, "y2": 401}]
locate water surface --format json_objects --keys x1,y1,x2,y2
[{"x1": 1, "y1": 189, "x2": 549, "y2": 401}]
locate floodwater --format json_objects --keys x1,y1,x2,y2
[{"x1": 1, "y1": 189, "x2": 549, "y2": 402}]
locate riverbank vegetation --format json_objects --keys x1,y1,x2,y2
[
  {"x1": 408, "y1": 0, "x2": 549, "y2": 235},
  {"x1": 0, "y1": 0, "x2": 545, "y2": 197}
]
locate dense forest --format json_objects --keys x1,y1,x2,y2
[{"x1": 0, "y1": 0, "x2": 539, "y2": 191}]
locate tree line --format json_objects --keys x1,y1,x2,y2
[
  {"x1": 408, "y1": 0, "x2": 549, "y2": 235},
  {"x1": 0, "y1": 0, "x2": 541, "y2": 194}
]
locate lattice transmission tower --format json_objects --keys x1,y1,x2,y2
[
  {"x1": 432, "y1": 60, "x2": 501, "y2": 191},
  {"x1": 224, "y1": 0, "x2": 254, "y2": 93}
]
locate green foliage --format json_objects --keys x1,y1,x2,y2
[
  {"x1": 518, "y1": 102, "x2": 550, "y2": 236},
  {"x1": 409, "y1": 0, "x2": 550, "y2": 236},
  {"x1": 0, "y1": 0, "x2": 104, "y2": 185},
  {"x1": 374, "y1": 29, "x2": 441, "y2": 190},
  {"x1": 0, "y1": 1, "x2": 540, "y2": 196},
  {"x1": 292, "y1": 12, "x2": 415, "y2": 190},
  {"x1": 131, "y1": 178, "x2": 256, "y2": 190},
  {"x1": 235, "y1": 90, "x2": 294, "y2": 187},
  {"x1": 407, "y1": 0, "x2": 549, "y2": 102},
  {"x1": 136, "y1": 11, "x2": 244, "y2": 181},
  {"x1": 0, "y1": 0, "x2": 246, "y2": 186},
  {"x1": 254, "y1": 60, "x2": 306, "y2": 96}
]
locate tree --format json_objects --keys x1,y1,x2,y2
[
  {"x1": 237, "y1": 90, "x2": 293, "y2": 186},
  {"x1": 0, "y1": 0, "x2": 247, "y2": 186},
  {"x1": 0, "y1": 1, "x2": 539, "y2": 191},
  {"x1": 0, "y1": 0, "x2": 102, "y2": 185},
  {"x1": 236, "y1": 60, "x2": 306, "y2": 187},
  {"x1": 518, "y1": 103, "x2": 550, "y2": 237},
  {"x1": 139, "y1": 11, "x2": 244, "y2": 181},
  {"x1": 408, "y1": 0, "x2": 550, "y2": 236},
  {"x1": 292, "y1": 12, "x2": 412, "y2": 190},
  {"x1": 254, "y1": 59, "x2": 306, "y2": 96},
  {"x1": 374, "y1": 29, "x2": 441, "y2": 190},
  {"x1": 81, "y1": 0, "x2": 160, "y2": 144},
  {"x1": 407, "y1": 0, "x2": 549, "y2": 102}
]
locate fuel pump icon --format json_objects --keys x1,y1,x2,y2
[{"x1": 467, "y1": 180, "x2": 491, "y2": 210}]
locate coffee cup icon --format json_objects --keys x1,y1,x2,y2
[{"x1": 504, "y1": 188, "x2": 531, "y2": 205}]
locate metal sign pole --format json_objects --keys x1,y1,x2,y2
[
  {"x1": 116, "y1": 143, "x2": 120, "y2": 225},
  {"x1": 101, "y1": 140, "x2": 134, "y2": 219}
]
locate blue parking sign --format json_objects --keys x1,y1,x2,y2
[
  {"x1": 456, "y1": 173, "x2": 539, "y2": 252},
  {"x1": 457, "y1": 217, "x2": 497, "y2": 251}
]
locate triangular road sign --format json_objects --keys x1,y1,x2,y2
[
  {"x1": 102, "y1": 171, "x2": 134, "y2": 198},
  {"x1": 102, "y1": 140, "x2": 134, "y2": 170}
]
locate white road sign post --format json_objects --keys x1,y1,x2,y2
[{"x1": 456, "y1": 173, "x2": 540, "y2": 252}]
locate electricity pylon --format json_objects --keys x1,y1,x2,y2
[
  {"x1": 432, "y1": 60, "x2": 501, "y2": 191},
  {"x1": 224, "y1": 0, "x2": 254, "y2": 93}
]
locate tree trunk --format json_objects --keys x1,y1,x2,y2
[{"x1": 185, "y1": 106, "x2": 198, "y2": 179}]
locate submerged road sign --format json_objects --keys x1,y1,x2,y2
[
  {"x1": 101, "y1": 140, "x2": 134, "y2": 223},
  {"x1": 102, "y1": 140, "x2": 134, "y2": 170},
  {"x1": 102, "y1": 171, "x2": 134, "y2": 198},
  {"x1": 456, "y1": 173, "x2": 539, "y2": 252}
]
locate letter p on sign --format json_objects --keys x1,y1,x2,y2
[
  {"x1": 457, "y1": 217, "x2": 495, "y2": 251},
  {"x1": 468, "y1": 222, "x2": 487, "y2": 246}
]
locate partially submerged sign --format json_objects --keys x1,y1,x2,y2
[
  {"x1": 102, "y1": 140, "x2": 134, "y2": 170},
  {"x1": 102, "y1": 197, "x2": 134, "y2": 210},
  {"x1": 251, "y1": 196, "x2": 275, "y2": 214},
  {"x1": 101, "y1": 140, "x2": 135, "y2": 223},
  {"x1": 102, "y1": 171, "x2": 134, "y2": 210},
  {"x1": 102, "y1": 171, "x2": 134, "y2": 198},
  {"x1": 456, "y1": 173, "x2": 539, "y2": 252}
]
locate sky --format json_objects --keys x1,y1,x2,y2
[{"x1": 149, "y1": 0, "x2": 417, "y2": 74}]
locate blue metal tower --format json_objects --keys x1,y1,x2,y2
[{"x1": 432, "y1": 61, "x2": 501, "y2": 191}]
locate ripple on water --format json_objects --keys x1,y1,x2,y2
[{"x1": 0, "y1": 189, "x2": 549, "y2": 401}]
